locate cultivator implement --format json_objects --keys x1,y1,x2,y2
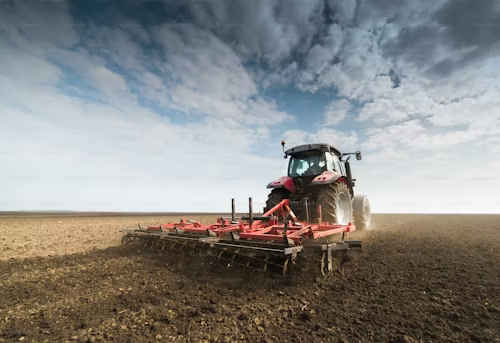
[{"x1": 121, "y1": 198, "x2": 361, "y2": 276}]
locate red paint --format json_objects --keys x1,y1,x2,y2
[
  {"x1": 142, "y1": 198, "x2": 355, "y2": 245},
  {"x1": 266, "y1": 176, "x2": 295, "y2": 193},
  {"x1": 311, "y1": 171, "x2": 341, "y2": 185}
]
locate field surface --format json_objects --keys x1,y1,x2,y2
[{"x1": 0, "y1": 214, "x2": 499, "y2": 342}]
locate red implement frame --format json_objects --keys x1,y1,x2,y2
[{"x1": 144, "y1": 199, "x2": 354, "y2": 245}]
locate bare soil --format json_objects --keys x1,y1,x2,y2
[{"x1": 0, "y1": 214, "x2": 499, "y2": 342}]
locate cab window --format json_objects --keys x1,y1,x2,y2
[{"x1": 288, "y1": 152, "x2": 326, "y2": 177}]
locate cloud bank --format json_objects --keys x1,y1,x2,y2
[{"x1": 1, "y1": 0, "x2": 499, "y2": 213}]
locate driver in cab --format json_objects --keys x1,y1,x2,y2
[{"x1": 305, "y1": 155, "x2": 326, "y2": 176}]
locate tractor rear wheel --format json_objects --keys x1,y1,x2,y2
[
  {"x1": 315, "y1": 181, "x2": 353, "y2": 225},
  {"x1": 264, "y1": 189, "x2": 289, "y2": 213},
  {"x1": 353, "y1": 194, "x2": 372, "y2": 230}
]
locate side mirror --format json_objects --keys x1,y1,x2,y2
[{"x1": 355, "y1": 151, "x2": 362, "y2": 160}]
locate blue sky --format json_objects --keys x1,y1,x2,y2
[{"x1": 1, "y1": 0, "x2": 500, "y2": 213}]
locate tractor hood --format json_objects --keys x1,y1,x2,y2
[
  {"x1": 267, "y1": 176, "x2": 295, "y2": 193},
  {"x1": 311, "y1": 171, "x2": 342, "y2": 185}
]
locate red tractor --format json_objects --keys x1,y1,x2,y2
[
  {"x1": 121, "y1": 141, "x2": 371, "y2": 276},
  {"x1": 265, "y1": 142, "x2": 371, "y2": 230}
]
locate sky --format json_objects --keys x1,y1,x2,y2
[{"x1": 1, "y1": 0, "x2": 500, "y2": 213}]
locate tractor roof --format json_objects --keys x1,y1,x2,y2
[{"x1": 285, "y1": 143, "x2": 342, "y2": 157}]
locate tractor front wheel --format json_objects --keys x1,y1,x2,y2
[
  {"x1": 315, "y1": 181, "x2": 353, "y2": 225},
  {"x1": 264, "y1": 189, "x2": 289, "y2": 214}
]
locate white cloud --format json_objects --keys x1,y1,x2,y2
[
  {"x1": 151, "y1": 23, "x2": 289, "y2": 126},
  {"x1": 89, "y1": 66, "x2": 129, "y2": 95},
  {"x1": 188, "y1": 0, "x2": 324, "y2": 65},
  {"x1": 329, "y1": 0, "x2": 357, "y2": 25},
  {"x1": 324, "y1": 99, "x2": 351, "y2": 126},
  {"x1": 0, "y1": 1, "x2": 77, "y2": 51},
  {"x1": 0, "y1": 3, "x2": 290, "y2": 212},
  {"x1": 358, "y1": 97, "x2": 409, "y2": 124},
  {"x1": 305, "y1": 24, "x2": 344, "y2": 74}
]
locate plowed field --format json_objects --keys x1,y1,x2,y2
[{"x1": 1, "y1": 214, "x2": 499, "y2": 342}]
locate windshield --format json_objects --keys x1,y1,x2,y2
[{"x1": 288, "y1": 152, "x2": 326, "y2": 177}]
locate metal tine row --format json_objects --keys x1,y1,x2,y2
[
  {"x1": 137, "y1": 236, "x2": 292, "y2": 275},
  {"x1": 215, "y1": 248, "x2": 291, "y2": 275},
  {"x1": 136, "y1": 235, "x2": 348, "y2": 278}
]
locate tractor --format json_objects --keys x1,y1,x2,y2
[
  {"x1": 265, "y1": 142, "x2": 371, "y2": 230},
  {"x1": 121, "y1": 141, "x2": 371, "y2": 276}
]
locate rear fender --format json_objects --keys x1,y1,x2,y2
[
  {"x1": 311, "y1": 171, "x2": 343, "y2": 185},
  {"x1": 266, "y1": 176, "x2": 295, "y2": 193}
]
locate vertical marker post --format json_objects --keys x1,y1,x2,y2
[
  {"x1": 249, "y1": 197, "x2": 253, "y2": 229},
  {"x1": 304, "y1": 198, "x2": 310, "y2": 223},
  {"x1": 231, "y1": 198, "x2": 235, "y2": 223}
]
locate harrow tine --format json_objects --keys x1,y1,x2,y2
[
  {"x1": 232, "y1": 249, "x2": 239, "y2": 265},
  {"x1": 320, "y1": 251, "x2": 326, "y2": 277},
  {"x1": 336, "y1": 251, "x2": 346, "y2": 276},
  {"x1": 282, "y1": 257, "x2": 289, "y2": 276},
  {"x1": 263, "y1": 254, "x2": 269, "y2": 272}
]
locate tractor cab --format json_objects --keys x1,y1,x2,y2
[
  {"x1": 281, "y1": 143, "x2": 362, "y2": 193},
  {"x1": 285, "y1": 143, "x2": 344, "y2": 173},
  {"x1": 283, "y1": 143, "x2": 346, "y2": 194},
  {"x1": 287, "y1": 147, "x2": 341, "y2": 178},
  {"x1": 288, "y1": 151, "x2": 326, "y2": 177},
  {"x1": 267, "y1": 143, "x2": 353, "y2": 192}
]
